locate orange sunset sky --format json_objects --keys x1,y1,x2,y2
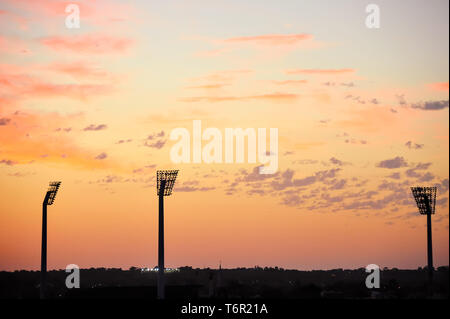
[{"x1": 0, "y1": 0, "x2": 449, "y2": 271}]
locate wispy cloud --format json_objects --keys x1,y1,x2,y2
[
  {"x1": 2, "y1": 0, "x2": 136, "y2": 28},
  {"x1": 146, "y1": 131, "x2": 165, "y2": 140},
  {"x1": 41, "y1": 34, "x2": 133, "y2": 54},
  {"x1": 186, "y1": 84, "x2": 228, "y2": 89},
  {"x1": 405, "y1": 141, "x2": 424, "y2": 150},
  {"x1": 180, "y1": 93, "x2": 299, "y2": 103},
  {"x1": 323, "y1": 81, "x2": 355, "y2": 87},
  {"x1": 95, "y1": 152, "x2": 108, "y2": 160},
  {"x1": 83, "y1": 124, "x2": 108, "y2": 131},
  {"x1": 376, "y1": 156, "x2": 408, "y2": 169},
  {"x1": 329, "y1": 157, "x2": 351, "y2": 166},
  {"x1": 0, "y1": 118, "x2": 11, "y2": 125},
  {"x1": 411, "y1": 100, "x2": 449, "y2": 111},
  {"x1": 0, "y1": 159, "x2": 17, "y2": 166},
  {"x1": 144, "y1": 140, "x2": 166, "y2": 149},
  {"x1": 405, "y1": 162, "x2": 432, "y2": 179},
  {"x1": 286, "y1": 68, "x2": 355, "y2": 75},
  {"x1": 144, "y1": 131, "x2": 166, "y2": 149},
  {"x1": 273, "y1": 80, "x2": 308, "y2": 85},
  {"x1": 28, "y1": 83, "x2": 113, "y2": 100},
  {"x1": 55, "y1": 127, "x2": 72, "y2": 132},
  {"x1": 175, "y1": 186, "x2": 216, "y2": 192},
  {"x1": 116, "y1": 139, "x2": 133, "y2": 144},
  {"x1": 427, "y1": 82, "x2": 449, "y2": 92},
  {"x1": 46, "y1": 61, "x2": 109, "y2": 80},
  {"x1": 223, "y1": 33, "x2": 313, "y2": 46},
  {"x1": 0, "y1": 69, "x2": 114, "y2": 101},
  {"x1": 195, "y1": 33, "x2": 322, "y2": 58}
]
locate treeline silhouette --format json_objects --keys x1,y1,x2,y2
[{"x1": 0, "y1": 266, "x2": 448, "y2": 299}]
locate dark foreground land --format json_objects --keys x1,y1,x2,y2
[{"x1": 0, "y1": 266, "x2": 448, "y2": 299}]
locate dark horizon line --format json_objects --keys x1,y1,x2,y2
[{"x1": 2, "y1": 265, "x2": 449, "y2": 273}]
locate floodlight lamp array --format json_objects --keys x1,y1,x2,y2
[
  {"x1": 157, "y1": 170, "x2": 179, "y2": 196},
  {"x1": 411, "y1": 186, "x2": 436, "y2": 215},
  {"x1": 46, "y1": 181, "x2": 61, "y2": 205}
]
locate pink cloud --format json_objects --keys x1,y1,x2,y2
[
  {"x1": 41, "y1": 34, "x2": 133, "y2": 54},
  {"x1": 180, "y1": 93, "x2": 299, "y2": 103},
  {"x1": 23, "y1": 83, "x2": 113, "y2": 100},
  {"x1": 223, "y1": 34, "x2": 313, "y2": 46},
  {"x1": 249, "y1": 93, "x2": 299, "y2": 101},
  {"x1": 1, "y1": 64, "x2": 114, "y2": 102},
  {"x1": 273, "y1": 80, "x2": 308, "y2": 85},
  {"x1": 286, "y1": 69, "x2": 355, "y2": 75},
  {"x1": 2, "y1": 0, "x2": 135, "y2": 28},
  {"x1": 46, "y1": 61, "x2": 109, "y2": 79},
  {"x1": 186, "y1": 84, "x2": 229, "y2": 89},
  {"x1": 195, "y1": 33, "x2": 323, "y2": 58},
  {"x1": 427, "y1": 82, "x2": 449, "y2": 92}
]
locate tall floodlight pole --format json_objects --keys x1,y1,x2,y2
[
  {"x1": 156, "y1": 170, "x2": 178, "y2": 300},
  {"x1": 40, "y1": 181, "x2": 61, "y2": 299},
  {"x1": 411, "y1": 186, "x2": 437, "y2": 297}
]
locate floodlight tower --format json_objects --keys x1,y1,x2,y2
[
  {"x1": 411, "y1": 186, "x2": 437, "y2": 296},
  {"x1": 40, "y1": 181, "x2": 61, "y2": 299},
  {"x1": 156, "y1": 170, "x2": 178, "y2": 299}
]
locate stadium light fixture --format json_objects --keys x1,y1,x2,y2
[
  {"x1": 156, "y1": 170, "x2": 178, "y2": 300},
  {"x1": 411, "y1": 186, "x2": 437, "y2": 296},
  {"x1": 40, "y1": 181, "x2": 61, "y2": 299}
]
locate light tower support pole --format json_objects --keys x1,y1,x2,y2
[
  {"x1": 40, "y1": 194, "x2": 49, "y2": 299},
  {"x1": 157, "y1": 180, "x2": 166, "y2": 300},
  {"x1": 424, "y1": 198, "x2": 433, "y2": 295}
]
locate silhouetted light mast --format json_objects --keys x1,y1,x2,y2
[
  {"x1": 40, "y1": 181, "x2": 61, "y2": 299},
  {"x1": 156, "y1": 170, "x2": 178, "y2": 299},
  {"x1": 411, "y1": 186, "x2": 437, "y2": 297}
]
